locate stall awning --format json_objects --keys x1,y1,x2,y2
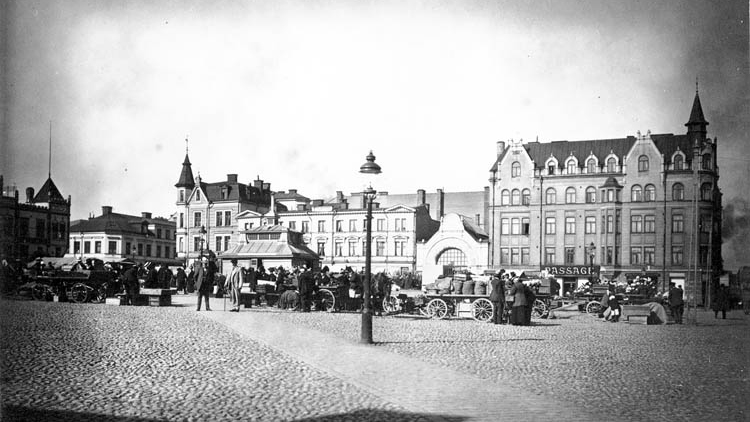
[{"x1": 219, "y1": 242, "x2": 319, "y2": 261}]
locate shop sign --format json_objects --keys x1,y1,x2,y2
[{"x1": 542, "y1": 265, "x2": 600, "y2": 276}]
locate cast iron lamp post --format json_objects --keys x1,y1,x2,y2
[
  {"x1": 199, "y1": 225, "x2": 207, "y2": 261},
  {"x1": 359, "y1": 151, "x2": 381, "y2": 345}
]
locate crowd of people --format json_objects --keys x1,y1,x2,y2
[{"x1": 487, "y1": 269, "x2": 537, "y2": 326}]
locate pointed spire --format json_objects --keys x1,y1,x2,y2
[
  {"x1": 686, "y1": 84, "x2": 708, "y2": 145},
  {"x1": 175, "y1": 137, "x2": 195, "y2": 188}
]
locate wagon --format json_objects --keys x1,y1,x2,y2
[{"x1": 27, "y1": 270, "x2": 113, "y2": 303}]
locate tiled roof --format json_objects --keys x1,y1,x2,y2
[
  {"x1": 69, "y1": 212, "x2": 168, "y2": 234},
  {"x1": 199, "y1": 181, "x2": 268, "y2": 203},
  {"x1": 243, "y1": 224, "x2": 291, "y2": 234},
  {"x1": 524, "y1": 137, "x2": 636, "y2": 169},
  {"x1": 459, "y1": 214, "x2": 489, "y2": 241},
  {"x1": 650, "y1": 133, "x2": 696, "y2": 165},
  {"x1": 33, "y1": 178, "x2": 66, "y2": 203}
]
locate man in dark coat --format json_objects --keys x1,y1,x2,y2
[
  {"x1": 157, "y1": 265, "x2": 173, "y2": 290},
  {"x1": 121, "y1": 264, "x2": 140, "y2": 305},
  {"x1": 668, "y1": 283, "x2": 685, "y2": 324},
  {"x1": 144, "y1": 263, "x2": 159, "y2": 288},
  {"x1": 489, "y1": 270, "x2": 505, "y2": 324},
  {"x1": 298, "y1": 265, "x2": 314, "y2": 312},
  {"x1": 194, "y1": 258, "x2": 212, "y2": 311},
  {"x1": 175, "y1": 267, "x2": 187, "y2": 294}
]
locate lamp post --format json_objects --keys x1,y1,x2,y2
[
  {"x1": 199, "y1": 225, "x2": 207, "y2": 262},
  {"x1": 588, "y1": 242, "x2": 595, "y2": 266},
  {"x1": 359, "y1": 151, "x2": 381, "y2": 345}
]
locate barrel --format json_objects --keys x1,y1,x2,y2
[{"x1": 452, "y1": 280, "x2": 464, "y2": 294}]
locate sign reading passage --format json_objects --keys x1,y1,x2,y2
[{"x1": 543, "y1": 265, "x2": 600, "y2": 276}]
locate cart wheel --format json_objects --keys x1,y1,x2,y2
[
  {"x1": 382, "y1": 296, "x2": 396, "y2": 314},
  {"x1": 586, "y1": 301, "x2": 602, "y2": 315},
  {"x1": 70, "y1": 283, "x2": 90, "y2": 303},
  {"x1": 471, "y1": 298, "x2": 494, "y2": 322},
  {"x1": 426, "y1": 298, "x2": 448, "y2": 319},
  {"x1": 318, "y1": 289, "x2": 336, "y2": 313},
  {"x1": 531, "y1": 299, "x2": 547, "y2": 319},
  {"x1": 31, "y1": 284, "x2": 48, "y2": 301}
]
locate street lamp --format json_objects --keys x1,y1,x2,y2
[
  {"x1": 359, "y1": 151, "x2": 381, "y2": 345},
  {"x1": 199, "y1": 225, "x2": 207, "y2": 261},
  {"x1": 588, "y1": 242, "x2": 595, "y2": 266}
]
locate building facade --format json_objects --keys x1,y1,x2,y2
[
  {"x1": 67, "y1": 206, "x2": 178, "y2": 266},
  {"x1": 0, "y1": 175, "x2": 71, "y2": 263},
  {"x1": 488, "y1": 91, "x2": 721, "y2": 302}
]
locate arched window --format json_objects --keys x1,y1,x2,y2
[
  {"x1": 565, "y1": 187, "x2": 576, "y2": 204},
  {"x1": 673, "y1": 154, "x2": 684, "y2": 170},
  {"x1": 511, "y1": 161, "x2": 521, "y2": 177},
  {"x1": 585, "y1": 186, "x2": 596, "y2": 203},
  {"x1": 644, "y1": 184, "x2": 656, "y2": 202},
  {"x1": 587, "y1": 159, "x2": 597, "y2": 174},
  {"x1": 566, "y1": 159, "x2": 576, "y2": 174},
  {"x1": 545, "y1": 188, "x2": 557, "y2": 204},
  {"x1": 501, "y1": 190, "x2": 510, "y2": 205},
  {"x1": 436, "y1": 247, "x2": 468, "y2": 271},
  {"x1": 511, "y1": 189, "x2": 521, "y2": 205},
  {"x1": 631, "y1": 185, "x2": 642, "y2": 202},
  {"x1": 607, "y1": 157, "x2": 617, "y2": 173},
  {"x1": 701, "y1": 183, "x2": 712, "y2": 201},
  {"x1": 702, "y1": 153, "x2": 712, "y2": 170},
  {"x1": 521, "y1": 189, "x2": 531, "y2": 205},
  {"x1": 638, "y1": 155, "x2": 649, "y2": 172},
  {"x1": 672, "y1": 183, "x2": 684, "y2": 200}
]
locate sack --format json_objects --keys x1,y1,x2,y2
[
  {"x1": 474, "y1": 280, "x2": 487, "y2": 295},
  {"x1": 462, "y1": 281, "x2": 475, "y2": 295}
]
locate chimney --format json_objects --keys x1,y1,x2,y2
[
  {"x1": 437, "y1": 188, "x2": 445, "y2": 218},
  {"x1": 270, "y1": 192, "x2": 276, "y2": 215},
  {"x1": 254, "y1": 178, "x2": 263, "y2": 189},
  {"x1": 25, "y1": 187, "x2": 34, "y2": 203},
  {"x1": 262, "y1": 183, "x2": 270, "y2": 191},
  {"x1": 141, "y1": 212, "x2": 152, "y2": 219},
  {"x1": 497, "y1": 140, "x2": 506, "y2": 156},
  {"x1": 227, "y1": 174, "x2": 238, "y2": 183},
  {"x1": 417, "y1": 189, "x2": 426, "y2": 205},
  {"x1": 297, "y1": 204, "x2": 306, "y2": 211},
  {"x1": 336, "y1": 191, "x2": 344, "y2": 202},
  {"x1": 102, "y1": 206, "x2": 113, "y2": 216},
  {"x1": 288, "y1": 189, "x2": 297, "y2": 195}
]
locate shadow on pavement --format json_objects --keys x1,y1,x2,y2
[
  {"x1": 292, "y1": 409, "x2": 469, "y2": 422},
  {"x1": 1, "y1": 405, "x2": 162, "y2": 422},
  {"x1": 378, "y1": 338, "x2": 545, "y2": 344}
]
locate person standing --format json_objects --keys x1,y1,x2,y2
[
  {"x1": 175, "y1": 267, "x2": 187, "y2": 294},
  {"x1": 508, "y1": 277, "x2": 528, "y2": 326},
  {"x1": 194, "y1": 258, "x2": 212, "y2": 311},
  {"x1": 668, "y1": 283, "x2": 685, "y2": 324},
  {"x1": 712, "y1": 285, "x2": 730, "y2": 319},
  {"x1": 523, "y1": 282, "x2": 537, "y2": 325},
  {"x1": 144, "y1": 263, "x2": 159, "y2": 288},
  {"x1": 225, "y1": 259, "x2": 244, "y2": 312},
  {"x1": 298, "y1": 265, "x2": 314, "y2": 312},
  {"x1": 489, "y1": 270, "x2": 505, "y2": 324},
  {"x1": 158, "y1": 264, "x2": 173, "y2": 290},
  {"x1": 121, "y1": 264, "x2": 140, "y2": 306}
]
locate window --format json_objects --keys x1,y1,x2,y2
[
  {"x1": 672, "y1": 246, "x2": 683, "y2": 265},
  {"x1": 375, "y1": 240, "x2": 385, "y2": 256},
  {"x1": 673, "y1": 154, "x2": 684, "y2": 170},
  {"x1": 179, "y1": 190, "x2": 185, "y2": 202},
  {"x1": 565, "y1": 247, "x2": 575, "y2": 264},
  {"x1": 224, "y1": 211, "x2": 231, "y2": 226},
  {"x1": 317, "y1": 241, "x2": 326, "y2": 256},
  {"x1": 605, "y1": 246, "x2": 613, "y2": 265},
  {"x1": 511, "y1": 248, "x2": 520, "y2": 265},
  {"x1": 522, "y1": 189, "x2": 531, "y2": 205},
  {"x1": 301, "y1": 221, "x2": 309, "y2": 233},
  {"x1": 335, "y1": 220, "x2": 343, "y2": 232},
  {"x1": 702, "y1": 153, "x2": 712, "y2": 170},
  {"x1": 585, "y1": 187, "x2": 596, "y2": 203},
  {"x1": 288, "y1": 221, "x2": 296, "y2": 230},
  {"x1": 644, "y1": 247, "x2": 655, "y2": 265},
  {"x1": 672, "y1": 183, "x2": 684, "y2": 200},
  {"x1": 73, "y1": 240, "x2": 81, "y2": 254},
  {"x1": 179, "y1": 213, "x2": 184, "y2": 228},
  {"x1": 195, "y1": 190, "x2": 200, "y2": 201},
  {"x1": 215, "y1": 212, "x2": 223, "y2": 227},
  {"x1": 607, "y1": 157, "x2": 617, "y2": 173},
  {"x1": 545, "y1": 188, "x2": 556, "y2": 204},
  {"x1": 363, "y1": 219, "x2": 367, "y2": 231},
  {"x1": 606, "y1": 215, "x2": 614, "y2": 233},
  {"x1": 587, "y1": 159, "x2": 597, "y2": 174},
  {"x1": 547, "y1": 163, "x2": 555, "y2": 175},
  {"x1": 672, "y1": 214, "x2": 684, "y2": 233},
  {"x1": 545, "y1": 248, "x2": 556, "y2": 265},
  {"x1": 214, "y1": 237, "x2": 223, "y2": 251},
  {"x1": 94, "y1": 241, "x2": 101, "y2": 254},
  {"x1": 631, "y1": 247, "x2": 642, "y2": 265},
  {"x1": 192, "y1": 238, "x2": 199, "y2": 253},
  {"x1": 521, "y1": 218, "x2": 530, "y2": 235},
  {"x1": 511, "y1": 161, "x2": 521, "y2": 177},
  {"x1": 638, "y1": 155, "x2": 649, "y2": 172},
  {"x1": 349, "y1": 219, "x2": 357, "y2": 232},
  {"x1": 565, "y1": 216, "x2": 576, "y2": 234},
  {"x1": 194, "y1": 212, "x2": 202, "y2": 227},
  {"x1": 376, "y1": 219, "x2": 385, "y2": 231},
  {"x1": 36, "y1": 219, "x2": 45, "y2": 238},
  {"x1": 511, "y1": 218, "x2": 520, "y2": 235},
  {"x1": 644, "y1": 215, "x2": 655, "y2": 233},
  {"x1": 394, "y1": 240, "x2": 405, "y2": 256},
  {"x1": 395, "y1": 218, "x2": 406, "y2": 231},
  {"x1": 565, "y1": 187, "x2": 576, "y2": 204},
  {"x1": 511, "y1": 189, "x2": 520, "y2": 205},
  {"x1": 500, "y1": 248, "x2": 509, "y2": 264},
  {"x1": 108, "y1": 241, "x2": 116, "y2": 254},
  {"x1": 146, "y1": 245, "x2": 152, "y2": 257},
  {"x1": 631, "y1": 185, "x2": 642, "y2": 202},
  {"x1": 177, "y1": 238, "x2": 183, "y2": 253},
  {"x1": 700, "y1": 246, "x2": 709, "y2": 266},
  {"x1": 521, "y1": 248, "x2": 530, "y2": 265},
  {"x1": 349, "y1": 241, "x2": 357, "y2": 256},
  {"x1": 701, "y1": 183, "x2": 712, "y2": 201},
  {"x1": 156, "y1": 245, "x2": 162, "y2": 257},
  {"x1": 318, "y1": 220, "x2": 326, "y2": 232},
  {"x1": 501, "y1": 190, "x2": 510, "y2": 206},
  {"x1": 644, "y1": 184, "x2": 656, "y2": 202},
  {"x1": 585, "y1": 216, "x2": 596, "y2": 234},
  {"x1": 700, "y1": 215, "x2": 711, "y2": 233},
  {"x1": 566, "y1": 160, "x2": 576, "y2": 174},
  {"x1": 334, "y1": 241, "x2": 343, "y2": 257},
  {"x1": 165, "y1": 246, "x2": 171, "y2": 258},
  {"x1": 631, "y1": 215, "x2": 642, "y2": 233},
  {"x1": 545, "y1": 217, "x2": 556, "y2": 235},
  {"x1": 501, "y1": 218, "x2": 509, "y2": 235},
  {"x1": 607, "y1": 189, "x2": 616, "y2": 202}
]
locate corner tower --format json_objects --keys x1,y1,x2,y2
[{"x1": 685, "y1": 88, "x2": 709, "y2": 146}]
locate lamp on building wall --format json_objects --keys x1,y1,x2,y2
[{"x1": 359, "y1": 151, "x2": 381, "y2": 345}]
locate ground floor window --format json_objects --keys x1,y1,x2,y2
[{"x1": 437, "y1": 247, "x2": 468, "y2": 271}]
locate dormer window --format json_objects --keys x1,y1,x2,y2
[
  {"x1": 673, "y1": 154, "x2": 684, "y2": 170},
  {"x1": 586, "y1": 159, "x2": 597, "y2": 174},
  {"x1": 221, "y1": 186, "x2": 228, "y2": 200},
  {"x1": 606, "y1": 157, "x2": 617, "y2": 173},
  {"x1": 547, "y1": 164, "x2": 555, "y2": 175},
  {"x1": 566, "y1": 159, "x2": 576, "y2": 174}
]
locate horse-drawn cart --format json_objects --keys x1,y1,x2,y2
[{"x1": 26, "y1": 270, "x2": 113, "y2": 303}]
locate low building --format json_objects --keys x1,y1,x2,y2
[
  {"x1": 67, "y1": 206, "x2": 179, "y2": 266},
  {"x1": 219, "y1": 224, "x2": 319, "y2": 275},
  {"x1": 417, "y1": 213, "x2": 490, "y2": 284}
]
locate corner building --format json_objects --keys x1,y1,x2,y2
[{"x1": 488, "y1": 91, "x2": 721, "y2": 303}]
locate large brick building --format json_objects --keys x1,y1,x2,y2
[{"x1": 488, "y1": 90, "x2": 721, "y2": 302}]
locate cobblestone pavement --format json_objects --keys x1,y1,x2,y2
[{"x1": 2, "y1": 294, "x2": 749, "y2": 422}]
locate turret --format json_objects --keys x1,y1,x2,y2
[
  {"x1": 175, "y1": 153, "x2": 195, "y2": 189},
  {"x1": 685, "y1": 89, "x2": 709, "y2": 146}
]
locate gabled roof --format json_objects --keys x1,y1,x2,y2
[
  {"x1": 459, "y1": 214, "x2": 489, "y2": 241},
  {"x1": 197, "y1": 181, "x2": 269, "y2": 204},
  {"x1": 524, "y1": 137, "x2": 636, "y2": 170},
  {"x1": 33, "y1": 178, "x2": 66, "y2": 203}
]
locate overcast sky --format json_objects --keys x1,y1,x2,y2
[{"x1": 2, "y1": 0, "x2": 748, "y2": 268}]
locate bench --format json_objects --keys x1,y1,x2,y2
[{"x1": 622, "y1": 304, "x2": 653, "y2": 324}]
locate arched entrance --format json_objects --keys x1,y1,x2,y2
[{"x1": 436, "y1": 247, "x2": 468, "y2": 276}]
